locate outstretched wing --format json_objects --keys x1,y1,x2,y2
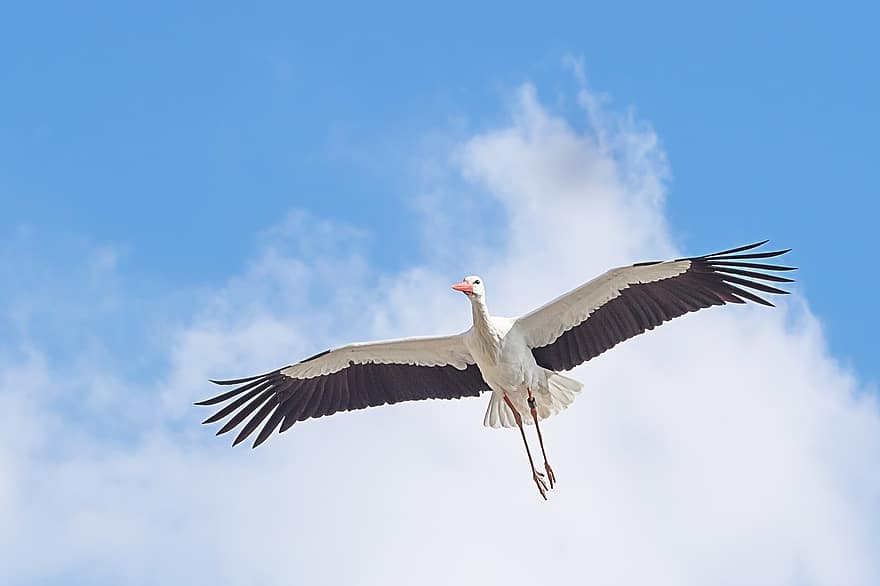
[
  {"x1": 196, "y1": 334, "x2": 488, "y2": 448},
  {"x1": 516, "y1": 241, "x2": 795, "y2": 372}
]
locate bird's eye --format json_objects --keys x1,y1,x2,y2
[{"x1": 474, "y1": 279, "x2": 481, "y2": 285}]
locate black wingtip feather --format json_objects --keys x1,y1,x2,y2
[
  {"x1": 196, "y1": 377, "x2": 273, "y2": 406},
  {"x1": 200, "y1": 386, "x2": 267, "y2": 425},
  {"x1": 215, "y1": 387, "x2": 276, "y2": 437},
  {"x1": 209, "y1": 368, "x2": 285, "y2": 386},
  {"x1": 252, "y1": 410, "x2": 284, "y2": 448},
  {"x1": 710, "y1": 261, "x2": 797, "y2": 272},
  {"x1": 712, "y1": 266, "x2": 795, "y2": 283},
  {"x1": 700, "y1": 240, "x2": 770, "y2": 258},
  {"x1": 719, "y1": 274, "x2": 790, "y2": 295},
  {"x1": 194, "y1": 395, "x2": 229, "y2": 407},
  {"x1": 209, "y1": 374, "x2": 264, "y2": 386},
  {"x1": 195, "y1": 393, "x2": 236, "y2": 407},
  {"x1": 710, "y1": 249, "x2": 791, "y2": 261},
  {"x1": 720, "y1": 282, "x2": 775, "y2": 306},
  {"x1": 196, "y1": 390, "x2": 244, "y2": 407}
]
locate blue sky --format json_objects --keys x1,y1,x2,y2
[
  {"x1": 1, "y1": 2, "x2": 879, "y2": 584},
  {"x1": 2, "y1": 1, "x2": 877, "y2": 381}
]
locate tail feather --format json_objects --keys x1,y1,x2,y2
[{"x1": 483, "y1": 371, "x2": 583, "y2": 429}]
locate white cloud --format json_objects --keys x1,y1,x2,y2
[{"x1": 1, "y1": 81, "x2": 878, "y2": 585}]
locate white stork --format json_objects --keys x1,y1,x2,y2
[{"x1": 197, "y1": 241, "x2": 794, "y2": 499}]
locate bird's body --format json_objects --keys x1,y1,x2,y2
[
  {"x1": 197, "y1": 241, "x2": 795, "y2": 498},
  {"x1": 464, "y1": 311, "x2": 525, "y2": 393},
  {"x1": 462, "y1": 307, "x2": 580, "y2": 428}
]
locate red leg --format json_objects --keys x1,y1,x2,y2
[
  {"x1": 528, "y1": 388, "x2": 556, "y2": 489},
  {"x1": 503, "y1": 394, "x2": 547, "y2": 500}
]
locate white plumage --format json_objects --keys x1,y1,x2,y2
[{"x1": 197, "y1": 241, "x2": 794, "y2": 498}]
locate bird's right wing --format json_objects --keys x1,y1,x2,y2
[
  {"x1": 196, "y1": 333, "x2": 489, "y2": 448},
  {"x1": 516, "y1": 241, "x2": 795, "y2": 372}
]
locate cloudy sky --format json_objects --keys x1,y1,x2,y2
[{"x1": 2, "y1": 2, "x2": 879, "y2": 585}]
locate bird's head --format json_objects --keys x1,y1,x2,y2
[{"x1": 451, "y1": 275, "x2": 485, "y2": 300}]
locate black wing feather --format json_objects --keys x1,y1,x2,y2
[
  {"x1": 216, "y1": 388, "x2": 275, "y2": 436},
  {"x1": 199, "y1": 361, "x2": 489, "y2": 447},
  {"x1": 532, "y1": 242, "x2": 795, "y2": 371}
]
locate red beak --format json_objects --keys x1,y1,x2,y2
[{"x1": 451, "y1": 280, "x2": 473, "y2": 293}]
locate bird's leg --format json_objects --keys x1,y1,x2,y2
[
  {"x1": 503, "y1": 394, "x2": 548, "y2": 500},
  {"x1": 527, "y1": 388, "x2": 556, "y2": 489}
]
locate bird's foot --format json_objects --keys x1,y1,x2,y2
[
  {"x1": 544, "y1": 462, "x2": 556, "y2": 489},
  {"x1": 533, "y1": 471, "x2": 548, "y2": 500}
]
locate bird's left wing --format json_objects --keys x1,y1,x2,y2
[
  {"x1": 196, "y1": 333, "x2": 488, "y2": 448},
  {"x1": 515, "y1": 241, "x2": 795, "y2": 372}
]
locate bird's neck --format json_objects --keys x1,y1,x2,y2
[
  {"x1": 470, "y1": 297, "x2": 492, "y2": 333},
  {"x1": 470, "y1": 297, "x2": 502, "y2": 360}
]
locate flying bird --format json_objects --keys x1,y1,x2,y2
[{"x1": 197, "y1": 241, "x2": 794, "y2": 499}]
